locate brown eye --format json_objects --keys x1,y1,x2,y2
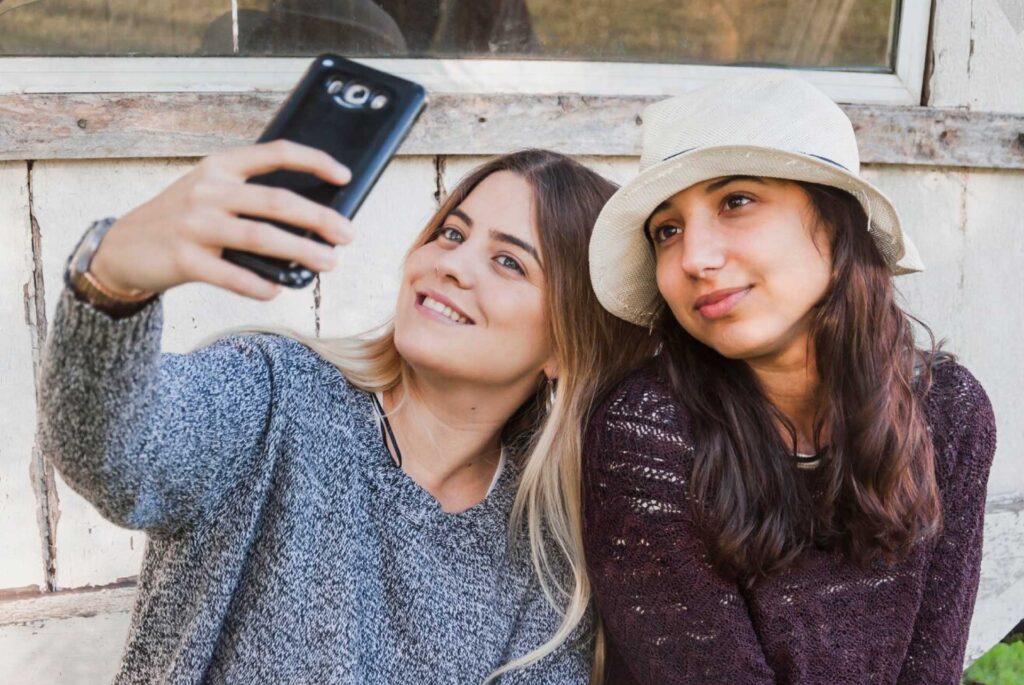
[
  {"x1": 724, "y1": 195, "x2": 753, "y2": 211},
  {"x1": 653, "y1": 224, "x2": 681, "y2": 243}
]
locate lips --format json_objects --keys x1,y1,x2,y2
[{"x1": 693, "y1": 286, "x2": 752, "y2": 319}]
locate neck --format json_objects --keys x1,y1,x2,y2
[
  {"x1": 384, "y1": 368, "x2": 534, "y2": 513},
  {"x1": 746, "y1": 339, "x2": 822, "y2": 453}
]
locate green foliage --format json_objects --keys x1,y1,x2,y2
[{"x1": 963, "y1": 641, "x2": 1024, "y2": 685}]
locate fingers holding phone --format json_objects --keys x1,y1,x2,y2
[
  {"x1": 88, "y1": 140, "x2": 353, "y2": 302},
  {"x1": 221, "y1": 55, "x2": 426, "y2": 288}
]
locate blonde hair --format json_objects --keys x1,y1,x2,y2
[{"x1": 206, "y1": 151, "x2": 654, "y2": 681}]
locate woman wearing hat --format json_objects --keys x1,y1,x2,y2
[{"x1": 583, "y1": 75, "x2": 996, "y2": 684}]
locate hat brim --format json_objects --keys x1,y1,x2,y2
[{"x1": 589, "y1": 145, "x2": 923, "y2": 326}]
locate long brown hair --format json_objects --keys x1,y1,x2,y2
[{"x1": 657, "y1": 182, "x2": 944, "y2": 583}]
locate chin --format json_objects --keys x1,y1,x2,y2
[
  {"x1": 694, "y1": 323, "x2": 777, "y2": 361},
  {"x1": 394, "y1": 328, "x2": 467, "y2": 379}
]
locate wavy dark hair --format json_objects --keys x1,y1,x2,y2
[{"x1": 656, "y1": 181, "x2": 945, "y2": 583}]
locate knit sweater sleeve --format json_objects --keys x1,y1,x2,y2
[
  {"x1": 897, "y1": 362, "x2": 997, "y2": 684},
  {"x1": 582, "y1": 370, "x2": 775, "y2": 684},
  {"x1": 37, "y1": 287, "x2": 289, "y2": 536}
]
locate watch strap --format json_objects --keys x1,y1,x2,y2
[{"x1": 66, "y1": 218, "x2": 157, "y2": 319}]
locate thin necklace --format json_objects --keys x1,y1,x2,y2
[
  {"x1": 795, "y1": 450, "x2": 820, "y2": 471},
  {"x1": 370, "y1": 393, "x2": 403, "y2": 468}
]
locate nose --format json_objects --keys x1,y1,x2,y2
[
  {"x1": 433, "y1": 243, "x2": 477, "y2": 289},
  {"x1": 678, "y1": 218, "x2": 726, "y2": 279}
]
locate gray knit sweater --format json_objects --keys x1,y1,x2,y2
[{"x1": 38, "y1": 286, "x2": 592, "y2": 684}]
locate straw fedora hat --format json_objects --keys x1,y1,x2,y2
[{"x1": 589, "y1": 73, "x2": 924, "y2": 327}]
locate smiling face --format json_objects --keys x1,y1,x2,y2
[
  {"x1": 393, "y1": 170, "x2": 556, "y2": 388},
  {"x1": 648, "y1": 176, "x2": 832, "y2": 363}
]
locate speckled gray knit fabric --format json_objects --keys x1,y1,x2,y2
[{"x1": 37, "y1": 286, "x2": 591, "y2": 685}]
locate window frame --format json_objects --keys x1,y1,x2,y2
[{"x1": 0, "y1": 1, "x2": 930, "y2": 104}]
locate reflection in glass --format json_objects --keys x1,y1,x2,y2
[{"x1": 0, "y1": 0, "x2": 898, "y2": 70}]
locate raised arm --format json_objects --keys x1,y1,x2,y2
[
  {"x1": 582, "y1": 373, "x2": 776, "y2": 684},
  {"x1": 897, "y1": 364, "x2": 997, "y2": 684},
  {"x1": 36, "y1": 141, "x2": 354, "y2": 535}
]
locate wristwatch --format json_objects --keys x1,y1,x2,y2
[{"x1": 65, "y1": 218, "x2": 157, "y2": 319}]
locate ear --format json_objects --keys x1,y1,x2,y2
[{"x1": 542, "y1": 357, "x2": 560, "y2": 382}]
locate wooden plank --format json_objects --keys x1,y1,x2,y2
[
  {"x1": 929, "y1": 0, "x2": 1024, "y2": 112},
  {"x1": 958, "y1": 171, "x2": 1024, "y2": 498},
  {"x1": 0, "y1": 56, "x2": 923, "y2": 104},
  {"x1": 0, "y1": 161, "x2": 47, "y2": 591},
  {"x1": 969, "y1": 494, "x2": 1024, "y2": 662},
  {"x1": 0, "y1": 584, "x2": 135, "y2": 626},
  {"x1": 926, "y1": 0, "x2": 972, "y2": 107},
  {"x1": 864, "y1": 165, "x2": 968, "y2": 351},
  {"x1": 1, "y1": 92, "x2": 1023, "y2": 169},
  {"x1": 964, "y1": 0, "x2": 1024, "y2": 113}
]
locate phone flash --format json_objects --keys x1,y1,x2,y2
[
  {"x1": 327, "y1": 78, "x2": 344, "y2": 95},
  {"x1": 371, "y1": 94, "x2": 389, "y2": 110}
]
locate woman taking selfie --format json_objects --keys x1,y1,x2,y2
[
  {"x1": 584, "y1": 75, "x2": 996, "y2": 684},
  {"x1": 37, "y1": 143, "x2": 653, "y2": 683}
]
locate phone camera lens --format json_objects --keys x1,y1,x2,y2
[
  {"x1": 326, "y1": 77, "x2": 344, "y2": 95},
  {"x1": 342, "y1": 83, "x2": 371, "y2": 106}
]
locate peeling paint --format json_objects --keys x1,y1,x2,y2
[
  {"x1": 968, "y1": 0, "x2": 977, "y2": 89},
  {"x1": 921, "y1": 0, "x2": 938, "y2": 106},
  {"x1": 22, "y1": 160, "x2": 60, "y2": 593},
  {"x1": 957, "y1": 171, "x2": 969, "y2": 296},
  {"x1": 433, "y1": 155, "x2": 446, "y2": 206},
  {"x1": 313, "y1": 275, "x2": 322, "y2": 338}
]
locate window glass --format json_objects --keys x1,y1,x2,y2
[{"x1": 0, "y1": 0, "x2": 898, "y2": 71}]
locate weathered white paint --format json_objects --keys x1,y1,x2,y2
[
  {"x1": 0, "y1": 587, "x2": 134, "y2": 684},
  {"x1": 929, "y1": 0, "x2": 1024, "y2": 112},
  {"x1": 0, "y1": 161, "x2": 45, "y2": 591},
  {"x1": 927, "y1": 0, "x2": 971, "y2": 108},
  {"x1": 0, "y1": 585, "x2": 135, "y2": 626},
  {"x1": 0, "y1": 610, "x2": 131, "y2": 685},
  {"x1": 964, "y1": 0, "x2": 1024, "y2": 112},
  {"x1": 969, "y1": 497, "x2": 1024, "y2": 661},
  {"x1": 868, "y1": 166, "x2": 969, "y2": 354},
  {"x1": 318, "y1": 157, "x2": 438, "y2": 338},
  {"x1": 958, "y1": 170, "x2": 1024, "y2": 497}
]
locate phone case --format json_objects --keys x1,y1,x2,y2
[{"x1": 223, "y1": 54, "x2": 427, "y2": 288}]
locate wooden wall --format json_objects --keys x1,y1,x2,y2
[{"x1": 1, "y1": 0, "x2": 1023, "y2": 681}]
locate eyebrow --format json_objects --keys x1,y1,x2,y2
[
  {"x1": 449, "y1": 207, "x2": 473, "y2": 226},
  {"x1": 446, "y1": 208, "x2": 541, "y2": 265},
  {"x1": 704, "y1": 175, "x2": 768, "y2": 193},
  {"x1": 491, "y1": 229, "x2": 541, "y2": 265},
  {"x1": 645, "y1": 176, "x2": 770, "y2": 239}
]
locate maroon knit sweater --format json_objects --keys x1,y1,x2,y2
[{"x1": 583, "y1": 360, "x2": 996, "y2": 685}]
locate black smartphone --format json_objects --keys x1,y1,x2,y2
[{"x1": 223, "y1": 54, "x2": 427, "y2": 288}]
